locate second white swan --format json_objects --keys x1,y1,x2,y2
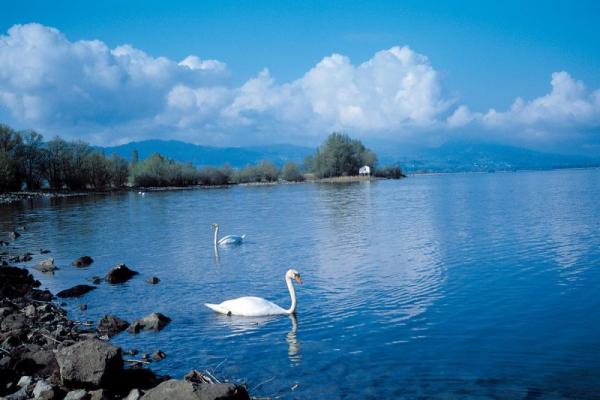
[
  {"x1": 205, "y1": 269, "x2": 302, "y2": 316},
  {"x1": 212, "y1": 223, "x2": 246, "y2": 246}
]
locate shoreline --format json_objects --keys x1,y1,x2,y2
[{"x1": 0, "y1": 241, "x2": 251, "y2": 399}]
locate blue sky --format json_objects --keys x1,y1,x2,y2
[{"x1": 1, "y1": 0, "x2": 599, "y2": 154}]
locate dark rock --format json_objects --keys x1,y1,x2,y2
[
  {"x1": 72, "y1": 256, "x2": 94, "y2": 267},
  {"x1": 97, "y1": 315, "x2": 130, "y2": 337},
  {"x1": 3, "y1": 386, "x2": 27, "y2": 400},
  {"x1": 57, "y1": 285, "x2": 96, "y2": 298},
  {"x1": 141, "y1": 379, "x2": 249, "y2": 400},
  {"x1": 56, "y1": 339, "x2": 123, "y2": 389},
  {"x1": 90, "y1": 277, "x2": 102, "y2": 285},
  {"x1": 152, "y1": 350, "x2": 166, "y2": 361},
  {"x1": 31, "y1": 289, "x2": 53, "y2": 301},
  {"x1": 36, "y1": 258, "x2": 57, "y2": 273},
  {"x1": 22, "y1": 254, "x2": 32, "y2": 262},
  {"x1": 105, "y1": 264, "x2": 138, "y2": 284},
  {"x1": 127, "y1": 313, "x2": 171, "y2": 333},
  {"x1": 147, "y1": 277, "x2": 160, "y2": 284},
  {"x1": 40, "y1": 249, "x2": 51, "y2": 254},
  {"x1": 80, "y1": 304, "x2": 88, "y2": 311},
  {"x1": 8, "y1": 231, "x2": 20, "y2": 240},
  {"x1": 0, "y1": 266, "x2": 41, "y2": 299},
  {"x1": 118, "y1": 367, "x2": 166, "y2": 391}
]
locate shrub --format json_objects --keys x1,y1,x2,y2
[
  {"x1": 374, "y1": 165, "x2": 405, "y2": 179},
  {"x1": 281, "y1": 161, "x2": 305, "y2": 182}
]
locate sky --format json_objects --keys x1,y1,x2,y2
[{"x1": 1, "y1": 0, "x2": 599, "y2": 154}]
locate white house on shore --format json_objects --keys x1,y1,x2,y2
[{"x1": 359, "y1": 165, "x2": 371, "y2": 176}]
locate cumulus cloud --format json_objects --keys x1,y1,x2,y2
[
  {"x1": 447, "y1": 72, "x2": 600, "y2": 146},
  {"x1": 0, "y1": 23, "x2": 451, "y2": 145},
  {"x1": 0, "y1": 23, "x2": 599, "y2": 150}
]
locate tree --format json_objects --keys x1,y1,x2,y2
[
  {"x1": 308, "y1": 132, "x2": 378, "y2": 178},
  {"x1": 131, "y1": 149, "x2": 139, "y2": 165},
  {"x1": 281, "y1": 161, "x2": 305, "y2": 182},
  {"x1": 20, "y1": 130, "x2": 45, "y2": 189},
  {"x1": 86, "y1": 152, "x2": 110, "y2": 189},
  {"x1": 107, "y1": 154, "x2": 130, "y2": 187},
  {"x1": 0, "y1": 124, "x2": 23, "y2": 191},
  {"x1": 44, "y1": 137, "x2": 69, "y2": 190}
]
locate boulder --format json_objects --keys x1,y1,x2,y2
[
  {"x1": 36, "y1": 258, "x2": 57, "y2": 273},
  {"x1": 80, "y1": 304, "x2": 88, "y2": 311},
  {"x1": 127, "y1": 313, "x2": 171, "y2": 333},
  {"x1": 72, "y1": 256, "x2": 94, "y2": 267},
  {"x1": 152, "y1": 350, "x2": 166, "y2": 361},
  {"x1": 32, "y1": 380, "x2": 54, "y2": 399},
  {"x1": 97, "y1": 315, "x2": 130, "y2": 337},
  {"x1": 147, "y1": 277, "x2": 160, "y2": 284},
  {"x1": 88, "y1": 389, "x2": 111, "y2": 400},
  {"x1": 125, "y1": 388, "x2": 141, "y2": 400},
  {"x1": 22, "y1": 254, "x2": 32, "y2": 262},
  {"x1": 3, "y1": 386, "x2": 28, "y2": 400},
  {"x1": 105, "y1": 264, "x2": 138, "y2": 284},
  {"x1": 8, "y1": 231, "x2": 20, "y2": 240},
  {"x1": 55, "y1": 339, "x2": 123, "y2": 389},
  {"x1": 17, "y1": 376, "x2": 32, "y2": 388},
  {"x1": 40, "y1": 249, "x2": 51, "y2": 254},
  {"x1": 64, "y1": 389, "x2": 89, "y2": 400},
  {"x1": 57, "y1": 285, "x2": 96, "y2": 298},
  {"x1": 141, "y1": 379, "x2": 249, "y2": 400}
]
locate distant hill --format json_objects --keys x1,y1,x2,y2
[
  {"x1": 372, "y1": 140, "x2": 600, "y2": 173},
  {"x1": 103, "y1": 139, "x2": 599, "y2": 173},
  {"x1": 103, "y1": 140, "x2": 314, "y2": 168}
]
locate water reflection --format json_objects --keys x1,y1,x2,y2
[{"x1": 286, "y1": 314, "x2": 301, "y2": 364}]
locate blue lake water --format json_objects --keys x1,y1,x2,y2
[{"x1": 1, "y1": 169, "x2": 600, "y2": 399}]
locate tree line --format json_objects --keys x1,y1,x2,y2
[{"x1": 0, "y1": 123, "x2": 402, "y2": 192}]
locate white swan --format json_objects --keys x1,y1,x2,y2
[
  {"x1": 212, "y1": 223, "x2": 246, "y2": 246},
  {"x1": 205, "y1": 269, "x2": 302, "y2": 316}
]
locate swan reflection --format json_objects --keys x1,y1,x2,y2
[{"x1": 286, "y1": 314, "x2": 301, "y2": 364}]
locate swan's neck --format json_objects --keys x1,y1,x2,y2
[
  {"x1": 213, "y1": 226, "x2": 219, "y2": 246},
  {"x1": 285, "y1": 277, "x2": 297, "y2": 315}
]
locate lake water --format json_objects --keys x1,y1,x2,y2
[{"x1": 1, "y1": 169, "x2": 599, "y2": 399}]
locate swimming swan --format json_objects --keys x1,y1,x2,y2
[
  {"x1": 205, "y1": 269, "x2": 302, "y2": 316},
  {"x1": 212, "y1": 223, "x2": 246, "y2": 246}
]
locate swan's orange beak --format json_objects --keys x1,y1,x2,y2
[{"x1": 294, "y1": 275, "x2": 303, "y2": 284}]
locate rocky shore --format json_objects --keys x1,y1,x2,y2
[{"x1": 0, "y1": 260, "x2": 250, "y2": 399}]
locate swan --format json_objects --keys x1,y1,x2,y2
[
  {"x1": 205, "y1": 269, "x2": 302, "y2": 316},
  {"x1": 212, "y1": 223, "x2": 246, "y2": 246}
]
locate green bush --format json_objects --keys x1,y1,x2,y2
[
  {"x1": 281, "y1": 161, "x2": 305, "y2": 182},
  {"x1": 374, "y1": 165, "x2": 405, "y2": 179}
]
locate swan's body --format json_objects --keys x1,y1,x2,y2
[
  {"x1": 205, "y1": 269, "x2": 302, "y2": 316},
  {"x1": 212, "y1": 224, "x2": 245, "y2": 246}
]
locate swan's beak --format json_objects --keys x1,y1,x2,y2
[{"x1": 294, "y1": 275, "x2": 303, "y2": 284}]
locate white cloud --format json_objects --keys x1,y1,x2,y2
[
  {"x1": 448, "y1": 72, "x2": 600, "y2": 146},
  {"x1": 0, "y1": 23, "x2": 599, "y2": 150}
]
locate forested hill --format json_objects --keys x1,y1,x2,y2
[{"x1": 103, "y1": 140, "x2": 314, "y2": 168}]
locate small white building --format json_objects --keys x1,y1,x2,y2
[{"x1": 359, "y1": 165, "x2": 371, "y2": 176}]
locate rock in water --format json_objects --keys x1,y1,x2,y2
[
  {"x1": 8, "y1": 231, "x2": 20, "y2": 240},
  {"x1": 141, "y1": 379, "x2": 249, "y2": 400},
  {"x1": 97, "y1": 315, "x2": 130, "y2": 337},
  {"x1": 36, "y1": 257, "x2": 57, "y2": 273},
  {"x1": 56, "y1": 339, "x2": 123, "y2": 389},
  {"x1": 57, "y1": 285, "x2": 96, "y2": 298},
  {"x1": 127, "y1": 313, "x2": 171, "y2": 333},
  {"x1": 147, "y1": 276, "x2": 160, "y2": 284},
  {"x1": 72, "y1": 256, "x2": 94, "y2": 267},
  {"x1": 105, "y1": 264, "x2": 138, "y2": 284},
  {"x1": 152, "y1": 350, "x2": 167, "y2": 361}
]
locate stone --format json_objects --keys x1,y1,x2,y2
[
  {"x1": 127, "y1": 313, "x2": 171, "y2": 333},
  {"x1": 56, "y1": 285, "x2": 96, "y2": 298},
  {"x1": 152, "y1": 350, "x2": 166, "y2": 361},
  {"x1": 90, "y1": 277, "x2": 102, "y2": 285},
  {"x1": 125, "y1": 388, "x2": 141, "y2": 400},
  {"x1": 72, "y1": 256, "x2": 94, "y2": 267},
  {"x1": 23, "y1": 304, "x2": 37, "y2": 318},
  {"x1": 36, "y1": 258, "x2": 57, "y2": 273},
  {"x1": 97, "y1": 315, "x2": 129, "y2": 337},
  {"x1": 80, "y1": 304, "x2": 88, "y2": 311},
  {"x1": 105, "y1": 264, "x2": 138, "y2": 284},
  {"x1": 56, "y1": 339, "x2": 123, "y2": 389},
  {"x1": 17, "y1": 376, "x2": 32, "y2": 387},
  {"x1": 1, "y1": 313, "x2": 26, "y2": 331},
  {"x1": 40, "y1": 249, "x2": 51, "y2": 254},
  {"x1": 141, "y1": 379, "x2": 249, "y2": 400},
  {"x1": 8, "y1": 231, "x2": 20, "y2": 240},
  {"x1": 88, "y1": 389, "x2": 111, "y2": 400},
  {"x1": 3, "y1": 387, "x2": 28, "y2": 400},
  {"x1": 64, "y1": 389, "x2": 89, "y2": 400},
  {"x1": 147, "y1": 277, "x2": 160, "y2": 284},
  {"x1": 22, "y1": 254, "x2": 32, "y2": 262},
  {"x1": 32, "y1": 380, "x2": 53, "y2": 399}
]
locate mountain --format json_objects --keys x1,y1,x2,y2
[
  {"x1": 371, "y1": 140, "x2": 600, "y2": 173},
  {"x1": 103, "y1": 139, "x2": 599, "y2": 173},
  {"x1": 103, "y1": 140, "x2": 314, "y2": 168}
]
